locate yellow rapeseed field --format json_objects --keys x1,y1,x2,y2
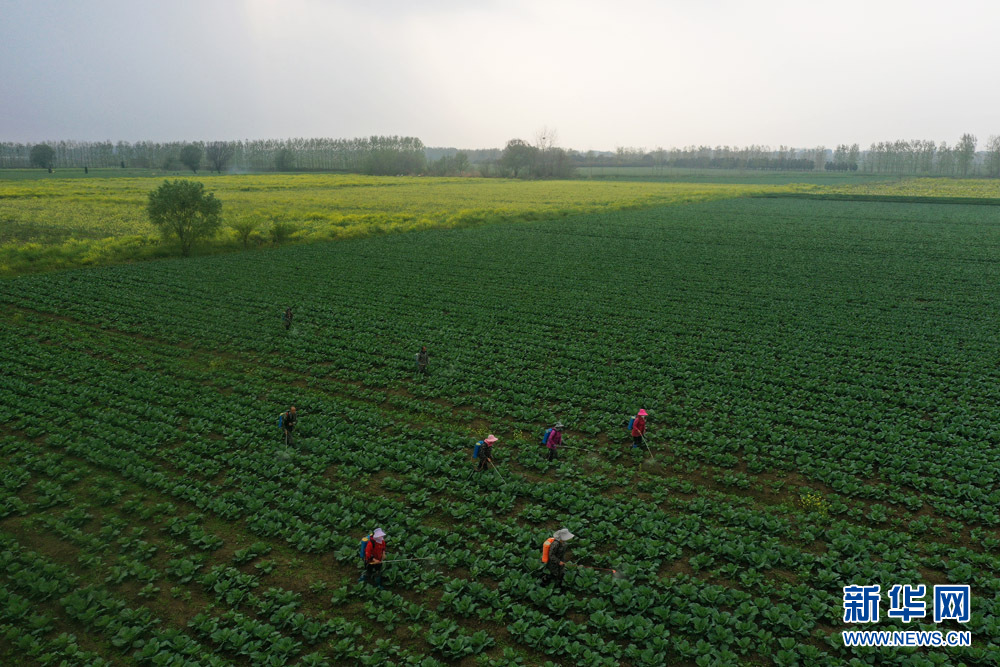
[{"x1": 0, "y1": 174, "x2": 800, "y2": 275}]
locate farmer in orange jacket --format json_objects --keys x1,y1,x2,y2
[{"x1": 631, "y1": 409, "x2": 647, "y2": 448}]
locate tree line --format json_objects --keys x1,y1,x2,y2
[
  {"x1": 1, "y1": 136, "x2": 427, "y2": 175},
  {"x1": 584, "y1": 136, "x2": 1000, "y2": 177},
  {"x1": 7, "y1": 132, "x2": 1000, "y2": 178},
  {"x1": 863, "y1": 135, "x2": 1000, "y2": 177}
]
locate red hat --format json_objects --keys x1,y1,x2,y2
[
  {"x1": 484, "y1": 434, "x2": 498, "y2": 444},
  {"x1": 637, "y1": 409, "x2": 648, "y2": 416}
]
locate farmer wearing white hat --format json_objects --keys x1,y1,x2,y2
[
  {"x1": 541, "y1": 528, "x2": 574, "y2": 587},
  {"x1": 475, "y1": 434, "x2": 499, "y2": 473},
  {"x1": 545, "y1": 423, "x2": 563, "y2": 462},
  {"x1": 631, "y1": 409, "x2": 648, "y2": 448},
  {"x1": 364, "y1": 528, "x2": 387, "y2": 589}
]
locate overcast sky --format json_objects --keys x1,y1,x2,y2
[{"x1": 2, "y1": 0, "x2": 998, "y2": 150}]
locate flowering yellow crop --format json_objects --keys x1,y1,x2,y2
[{"x1": 0, "y1": 174, "x2": 797, "y2": 275}]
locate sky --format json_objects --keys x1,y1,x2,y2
[{"x1": 2, "y1": 0, "x2": 999, "y2": 151}]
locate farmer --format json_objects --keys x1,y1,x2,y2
[
  {"x1": 281, "y1": 406, "x2": 297, "y2": 446},
  {"x1": 476, "y1": 434, "x2": 498, "y2": 473},
  {"x1": 416, "y1": 346, "x2": 429, "y2": 375},
  {"x1": 541, "y1": 528, "x2": 574, "y2": 587},
  {"x1": 358, "y1": 529, "x2": 375, "y2": 582},
  {"x1": 545, "y1": 423, "x2": 563, "y2": 462},
  {"x1": 364, "y1": 527, "x2": 387, "y2": 589},
  {"x1": 283, "y1": 307, "x2": 293, "y2": 330},
  {"x1": 631, "y1": 409, "x2": 648, "y2": 448}
]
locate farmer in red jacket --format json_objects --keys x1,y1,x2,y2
[
  {"x1": 546, "y1": 423, "x2": 563, "y2": 462},
  {"x1": 364, "y1": 528, "x2": 387, "y2": 589},
  {"x1": 631, "y1": 409, "x2": 647, "y2": 448}
]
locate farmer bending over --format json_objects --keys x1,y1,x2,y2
[{"x1": 476, "y1": 434, "x2": 498, "y2": 473}]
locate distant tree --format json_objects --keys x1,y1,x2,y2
[
  {"x1": 956, "y1": 133, "x2": 977, "y2": 177},
  {"x1": 179, "y1": 144, "x2": 203, "y2": 173},
  {"x1": 937, "y1": 142, "x2": 955, "y2": 176},
  {"x1": 147, "y1": 180, "x2": 222, "y2": 256},
  {"x1": 847, "y1": 143, "x2": 860, "y2": 171},
  {"x1": 161, "y1": 154, "x2": 180, "y2": 171},
  {"x1": 500, "y1": 139, "x2": 537, "y2": 178},
  {"x1": 453, "y1": 151, "x2": 469, "y2": 174},
  {"x1": 29, "y1": 144, "x2": 55, "y2": 169},
  {"x1": 205, "y1": 142, "x2": 235, "y2": 173},
  {"x1": 812, "y1": 146, "x2": 826, "y2": 171},
  {"x1": 372, "y1": 135, "x2": 426, "y2": 175},
  {"x1": 986, "y1": 135, "x2": 1000, "y2": 178},
  {"x1": 652, "y1": 147, "x2": 666, "y2": 173},
  {"x1": 833, "y1": 145, "x2": 847, "y2": 165},
  {"x1": 274, "y1": 148, "x2": 295, "y2": 171}
]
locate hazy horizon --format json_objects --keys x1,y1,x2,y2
[{"x1": 3, "y1": 0, "x2": 999, "y2": 151}]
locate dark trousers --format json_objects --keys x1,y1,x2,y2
[
  {"x1": 546, "y1": 448, "x2": 557, "y2": 461},
  {"x1": 541, "y1": 564, "x2": 564, "y2": 586},
  {"x1": 365, "y1": 562, "x2": 382, "y2": 587},
  {"x1": 284, "y1": 429, "x2": 294, "y2": 446},
  {"x1": 476, "y1": 456, "x2": 491, "y2": 472},
  {"x1": 633, "y1": 435, "x2": 643, "y2": 448}
]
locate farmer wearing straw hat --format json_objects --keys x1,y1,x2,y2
[
  {"x1": 631, "y1": 409, "x2": 648, "y2": 448},
  {"x1": 364, "y1": 528, "x2": 387, "y2": 589},
  {"x1": 541, "y1": 528, "x2": 574, "y2": 587},
  {"x1": 476, "y1": 434, "x2": 499, "y2": 473},
  {"x1": 545, "y1": 423, "x2": 563, "y2": 462}
]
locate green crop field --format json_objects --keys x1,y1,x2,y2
[
  {"x1": 0, "y1": 173, "x2": 798, "y2": 277},
  {"x1": 2, "y1": 196, "x2": 1000, "y2": 665},
  {"x1": 576, "y1": 166, "x2": 902, "y2": 186}
]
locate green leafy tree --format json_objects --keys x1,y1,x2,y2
[
  {"x1": 453, "y1": 151, "x2": 469, "y2": 174},
  {"x1": 500, "y1": 139, "x2": 537, "y2": 178},
  {"x1": 29, "y1": 144, "x2": 55, "y2": 169},
  {"x1": 147, "y1": 180, "x2": 222, "y2": 256},
  {"x1": 228, "y1": 214, "x2": 262, "y2": 249},
  {"x1": 205, "y1": 142, "x2": 235, "y2": 173},
  {"x1": 179, "y1": 144, "x2": 203, "y2": 173}
]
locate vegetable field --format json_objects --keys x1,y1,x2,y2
[
  {"x1": 2, "y1": 197, "x2": 1000, "y2": 665},
  {"x1": 0, "y1": 174, "x2": 784, "y2": 276}
]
